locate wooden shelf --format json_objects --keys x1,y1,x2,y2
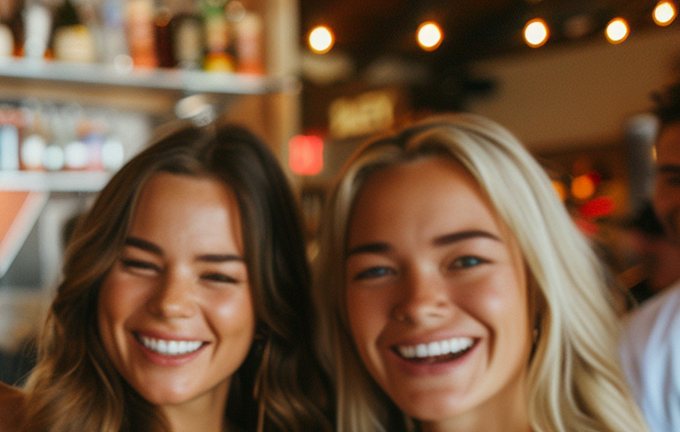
[
  {"x1": 0, "y1": 58, "x2": 297, "y2": 95},
  {"x1": 0, "y1": 58, "x2": 300, "y2": 114}
]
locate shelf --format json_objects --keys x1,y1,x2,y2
[
  {"x1": 0, "y1": 58, "x2": 298, "y2": 95},
  {"x1": 0, "y1": 171, "x2": 112, "y2": 192}
]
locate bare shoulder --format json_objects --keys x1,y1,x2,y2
[{"x1": 0, "y1": 381, "x2": 26, "y2": 432}]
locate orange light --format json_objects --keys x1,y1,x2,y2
[
  {"x1": 571, "y1": 174, "x2": 596, "y2": 200},
  {"x1": 308, "y1": 25, "x2": 334, "y2": 54},
  {"x1": 288, "y1": 135, "x2": 324, "y2": 175},
  {"x1": 524, "y1": 18, "x2": 549, "y2": 48},
  {"x1": 605, "y1": 18, "x2": 629, "y2": 44},
  {"x1": 417, "y1": 21, "x2": 443, "y2": 51},
  {"x1": 654, "y1": 1, "x2": 677, "y2": 26}
]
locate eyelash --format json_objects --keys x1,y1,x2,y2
[
  {"x1": 121, "y1": 259, "x2": 241, "y2": 286},
  {"x1": 354, "y1": 266, "x2": 395, "y2": 281},
  {"x1": 121, "y1": 259, "x2": 159, "y2": 272},
  {"x1": 201, "y1": 273, "x2": 240, "y2": 284},
  {"x1": 448, "y1": 255, "x2": 488, "y2": 269},
  {"x1": 352, "y1": 255, "x2": 489, "y2": 281}
]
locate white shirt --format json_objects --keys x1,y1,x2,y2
[{"x1": 619, "y1": 280, "x2": 680, "y2": 432}]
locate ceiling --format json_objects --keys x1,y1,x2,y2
[
  {"x1": 298, "y1": 0, "x2": 669, "y2": 119},
  {"x1": 299, "y1": 0, "x2": 666, "y2": 73}
]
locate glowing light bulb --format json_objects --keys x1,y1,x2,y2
[
  {"x1": 654, "y1": 1, "x2": 677, "y2": 26},
  {"x1": 524, "y1": 18, "x2": 549, "y2": 48},
  {"x1": 605, "y1": 18, "x2": 629, "y2": 44},
  {"x1": 572, "y1": 175, "x2": 596, "y2": 200},
  {"x1": 417, "y1": 21, "x2": 443, "y2": 51},
  {"x1": 309, "y1": 25, "x2": 334, "y2": 54}
]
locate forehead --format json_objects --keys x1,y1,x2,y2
[
  {"x1": 349, "y1": 157, "x2": 505, "y2": 243},
  {"x1": 131, "y1": 172, "x2": 243, "y2": 246}
]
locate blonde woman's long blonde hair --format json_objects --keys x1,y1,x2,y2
[{"x1": 312, "y1": 113, "x2": 649, "y2": 432}]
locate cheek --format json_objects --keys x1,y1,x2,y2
[
  {"x1": 210, "y1": 290, "x2": 257, "y2": 340},
  {"x1": 346, "y1": 288, "x2": 387, "y2": 359}
]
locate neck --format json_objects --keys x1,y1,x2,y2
[
  {"x1": 159, "y1": 387, "x2": 230, "y2": 432},
  {"x1": 420, "y1": 372, "x2": 531, "y2": 432}
]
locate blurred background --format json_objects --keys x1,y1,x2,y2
[{"x1": 1, "y1": 0, "x2": 679, "y2": 385}]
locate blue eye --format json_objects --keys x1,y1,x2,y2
[
  {"x1": 450, "y1": 256, "x2": 486, "y2": 269},
  {"x1": 354, "y1": 266, "x2": 394, "y2": 280}
]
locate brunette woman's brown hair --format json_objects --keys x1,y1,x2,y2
[{"x1": 22, "y1": 123, "x2": 332, "y2": 432}]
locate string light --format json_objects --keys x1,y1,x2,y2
[
  {"x1": 308, "y1": 25, "x2": 334, "y2": 54},
  {"x1": 605, "y1": 18, "x2": 629, "y2": 44},
  {"x1": 524, "y1": 18, "x2": 549, "y2": 48},
  {"x1": 653, "y1": 1, "x2": 677, "y2": 26},
  {"x1": 417, "y1": 21, "x2": 443, "y2": 51}
]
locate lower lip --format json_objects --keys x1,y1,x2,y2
[
  {"x1": 134, "y1": 336, "x2": 207, "y2": 367},
  {"x1": 388, "y1": 340, "x2": 480, "y2": 376}
]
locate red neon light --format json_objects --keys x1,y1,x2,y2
[{"x1": 288, "y1": 135, "x2": 324, "y2": 175}]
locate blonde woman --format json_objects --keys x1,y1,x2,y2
[
  {"x1": 0, "y1": 124, "x2": 332, "y2": 432},
  {"x1": 312, "y1": 113, "x2": 649, "y2": 432}
]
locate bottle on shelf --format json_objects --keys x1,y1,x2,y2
[
  {"x1": 52, "y1": 0, "x2": 96, "y2": 63},
  {"x1": 201, "y1": 0, "x2": 235, "y2": 72},
  {"x1": 230, "y1": 2, "x2": 264, "y2": 75},
  {"x1": 22, "y1": 2, "x2": 52, "y2": 60},
  {"x1": 124, "y1": 0, "x2": 158, "y2": 68},
  {"x1": 2, "y1": 0, "x2": 23, "y2": 57},
  {"x1": 100, "y1": 0, "x2": 130, "y2": 67},
  {"x1": 0, "y1": 103, "x2": 24, "y2": 171},
  {"x1": 0, "y1": 24, "x2": 13, "y2": 58},
  {"x1": 154, "y1": 2, "x2": 175, "y2": 68}
]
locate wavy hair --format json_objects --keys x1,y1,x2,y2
[
  {"x1": 313, "y1": 113, "x2": 649, "y2": 432},
  {"x1": 22, "y1": 123, "x2": 332, "y2": 432}
]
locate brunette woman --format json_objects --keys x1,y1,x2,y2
[{"x1": 0, "y1": 123, "x2": 332, "y2": 432}]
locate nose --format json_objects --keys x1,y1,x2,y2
[
  {"x1": 391, "y1": 266, "x2": 452, "y2": 326},
  {"x1": 146, "y1": 269, "x2": 196, "y2": 319}
]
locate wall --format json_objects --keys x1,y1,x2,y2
[{"x1": 467, "y1": 26, "x2": 680, "y2": 152}]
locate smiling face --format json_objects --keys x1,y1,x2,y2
[
  {"x1": 98, "y1": 172, "x2": 256, "y2": 414},
  {"x1": 345, "y1": 157, "x2": 532, "y2": 430}
]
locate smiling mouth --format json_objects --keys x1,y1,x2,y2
[
  {"x1": 393, "y1": 337, "x2": 476, "y2": 363},
  {"x1": 136, "y1": 335, "x2": 205, "y2": 356}
]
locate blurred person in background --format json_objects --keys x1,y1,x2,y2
[
  {"x1": 620, "y1": 201, "x2": 680, "y2": 306},
  {"x1": 0, "y1": 124, "x2": 332, "y2": 432},
  {"x1": 313, "y1": 113, "x2": 649, "y2": 432},
  {"x1": 619, "y1": 80, "x2": 680, "y2": 432}
]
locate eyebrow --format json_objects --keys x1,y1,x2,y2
[
  {"x1": 196, "y1": 254, "x2": 245, "y2": 263},
  {"x1": 432, "y1": 230, "x2": 501, "y2": 246},
  {"x1": 125, "y1": 237, "x2": 163, "y2": 255},
  {"x1": 346, "y1": 242, "x2": 393, "y2": 258},
  {"x1": 346, "y1": 230, "x2": 501, "y2": 258},
  {"x1": 124, "y1": 237, "x2": 245, "y2": 263}
]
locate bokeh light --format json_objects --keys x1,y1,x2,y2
[
  {"x1": 417, "y1": 21, "x2": 443, "y2": 51},
  {"x1": 571, "y1": 174, "x2": 596, "y2": 200},
  {"x1": 653, "y1": 1, "x2": 677, "y2": 26},
  {"x1": 308, "y1": 25, "x2": 334, "y2": 54},
  {"x1": 524, "y1": 18, "x2": 549, "y2": 48},
  {"x1": 605, "y1": 18, "x2": 629, "y2": 44}
]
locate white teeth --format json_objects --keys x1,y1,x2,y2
[
  {"x1": 139, "y1": 335, "x2": 203, "y2": 356},
  {"x1": 397, "y1": 337, "x2": 474, "y2": 359}
]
